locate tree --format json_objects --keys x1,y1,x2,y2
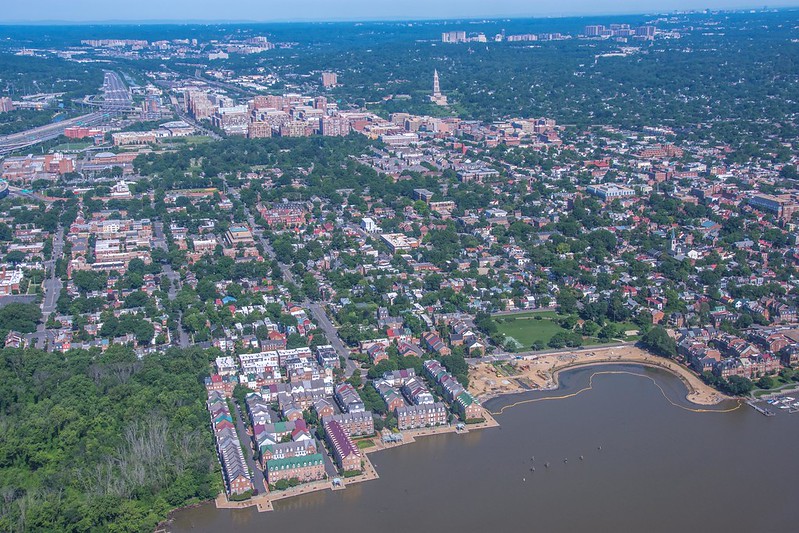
[
  {"x1": 756, "y1": 375, "x2": 774, "y2": 390},
  {"x1": 640, "y1": 326, "x2": 677, "y2": 358},
  {"x1": 196, "y1": 279, "x2": 217, "y2": 301},
  {"x1": 0, "y1": 345, "x2": 221, "y2": 532},
  {"x1": 598, "y1": 323, "x2": 619, "y2": 341},
  {"x1": 556, "y1": 289, "x2": 579, "y2": 314},
  {"x1": 4, "y1": 250, "x2": 25, "y2": 265},
  {"x1": 73, "y1": 270, "x2": 107, "y2": 294},
  {"x1": 0, "y1": 303, "x2": 42, "y2": 334},
  {"x1": 725, "y1": 375, "x2": 754, "y2": 395}
]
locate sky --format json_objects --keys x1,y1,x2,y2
[{"x1": 1, "y1": 0, "x2": 797, "y2": 23}]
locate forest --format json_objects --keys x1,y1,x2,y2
[{"x1": 0, "y1": 345, "x2": 222, "y2": 532}]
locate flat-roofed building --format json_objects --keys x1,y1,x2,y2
[{"x1": 586, "y1": 184, "x2": 636, "y2": 201}]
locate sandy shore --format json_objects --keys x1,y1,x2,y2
[{"x1": 469, "y1": 345, "x2": 728, "y2": 406}]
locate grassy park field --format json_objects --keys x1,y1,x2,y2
[
  {"x1": 493, "y1": 311, "x2": 566, "y2": 349},
  {"x1": 493, "y1": 310, "x2": 639, "y2": 351}
]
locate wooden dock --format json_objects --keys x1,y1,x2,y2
[{"x1": 747, "y1": 401, "x2": 776, "y2": 417}]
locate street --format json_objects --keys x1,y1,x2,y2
[
  {"x1": 153, "y1": 221, "x2": 190, "y2": 347},
  {"x1": 28, "y1": 226, "x2": 65, "y2": 350},
  {"x1": 238, "y1": 195, "x2": 363, "y2": 379},
  {"x1": 231, "y1": 400, "x2": 267, "y2": 494}
]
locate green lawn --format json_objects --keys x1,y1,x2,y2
[
  {"x1": 494, "y1": 311, "x2": 566, "y2": 348},
  {"x1": 164, "y1": 135, "x2": 214, "y2": 145},
  {"x1": 356, "y1": 439, "x2": 375, "y2": 449},
  {"x1": 50, "y1": 141, "x2": 92, "y2": 152},
  {"x1": 494, "y1": 311, "x2": 639, "y2": 350}
]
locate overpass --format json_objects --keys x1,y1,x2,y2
[{"x1": 0, "y1": 71, "x2": 133, "y2": 156}]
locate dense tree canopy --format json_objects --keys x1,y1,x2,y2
[{"x1": 0, "y1": 346, "x2": 221, "y2": 532}]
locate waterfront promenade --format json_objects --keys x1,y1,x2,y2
[{"x1": 213, "y1": 411, "x2": 499, "y2": 513}]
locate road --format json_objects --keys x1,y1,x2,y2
[
  {"x1": 41, "y1": 226, "x2": 64, "y2": 314},
  {"x1": 0, "y1": 71, "x2": 132, "y2": 155},
  {"x1": 28, "y1": 226, "x2": 64, "y2": 349},
  {"x1": 307, "y1": 301, "x2": 362, "y2": 378},
  {"x1": 0, "y1": 112, "x2": 104, "y2": 155},
  {"x1": 467, "y1": 340, "x2": 636, "y2": 365},
  {"x1": 153, "y1": 221, "x2": 190, "y2": 347},
  {"x1": 235, "y1": 190, "x2": 362, "y2": 379},
  {"x1": 231, "y1": 400, "x2": 267, "y2": 494}
]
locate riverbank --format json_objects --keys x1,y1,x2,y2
[
  {"x1": 469, "y1": 345, "x2": 728, "y2": 406},
  {"x1": 168, "y1": 365, "x2": 799, "y2": 533},
  {"x1": 204, "y1": 410, "x2": 500, "y2": 515}
]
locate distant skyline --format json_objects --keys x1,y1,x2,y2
[{"x1": 1, "y1": 0, "x2": 798, "y2": 24}]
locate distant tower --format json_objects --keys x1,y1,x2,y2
[
  {"x1": 430, "y1": 69, "x2": 447, "y2": 106},
  {"x1": 670, "y1": 227, "x2": 678, "y2": 253}
]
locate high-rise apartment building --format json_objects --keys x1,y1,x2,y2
[
  {"x1": 321, "y1": 72, "x2": 338, "y2": 88},
  {"x1": 0, "y1": 97, "x2": 14, "y2": 113}
]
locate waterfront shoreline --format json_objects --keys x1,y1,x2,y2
[
  {"x1": 199, "y1": 411, "x2": 501, "y2": 516},
  {"x1": 470, "y1": 346, "x2": 730, "y2": 407}
]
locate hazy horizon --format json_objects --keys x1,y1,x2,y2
[{"x1": 1, "y1": 0, "x2": 797, "y2": 24}]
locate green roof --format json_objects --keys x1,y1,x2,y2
[
  {"x1": 266, "y1": 453, "x2": 324, "y2": 472},
  {"x1": 456, "y1": 391, "x2": 476, "y2": 406}
]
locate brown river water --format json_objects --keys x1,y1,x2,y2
[{"x1": 169, "y1": 365, "x2": 798, "y2": 533}]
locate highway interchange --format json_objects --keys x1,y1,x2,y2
[{"x1": 0, "y1": 71, "x2": 133, "y2": 156}]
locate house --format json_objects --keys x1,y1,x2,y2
[
  {"x1": 397, "y1": 341, "x2": 424, "y2": 358},
  {"x1": 245, "y1": 393, "x2": 273, "y2": 426},
  {"x1": 313, "y1": 397, "x2": 335, "y2": 418},
  {"x1": 380, "y1": 368, "x2": 416, "y2": 387},
  {"x1": 422, "y1": 331, "x2": 451, "y2": 356},
  {"x1": 255, "y1": 419, "x2": 308, "y2": 446},
  {"x1": 376, "y1": 382, "x2": 407, "y2": 413},
  {"x1": 323, "y1": 411, "x2": 375, "y2": 437},
  {"x1": 334, "y1": 383, "x2": 365, "y2": 413},
  {"x1": 454, "y1": 391, "x2": 484, "y2": 421},
  {"x1": 205, "y1": 373, "x2": 237, "y2": 397},
  {"x1": 208, "y1": 392, "x2": 253, "y2": 497},
  {"x1": 282, "y1": 404, "x2": 304, "y2": 422},
  {"x1": 260, "y1": 439, "x2": 318, "y2": 465},
  {"x1": 401, "y1": 377, "x2": 434, "y2": 405},
  {"x1": 324, "y1": 419, "x2": 362, "y2": 472},
  {"x1": 265, "y1": 453, "x2": 326, "y2": 484},
  {"x1": 395, "y1": 402, "x2": 448, "y2": 430}
]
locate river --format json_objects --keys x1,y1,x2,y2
[{"x1": 170, "y1": 365, "x2": 798, "y2": 532}]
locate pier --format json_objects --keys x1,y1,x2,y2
[{"x1": 746, "y1": 401, "x2": 776, "y2": 417}]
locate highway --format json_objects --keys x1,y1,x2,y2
[{"x1": 0, "y1": 71, "x2": 133, "y2": 155}]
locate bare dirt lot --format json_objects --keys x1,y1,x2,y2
[{"x1": 469, "y1": 345, "x2": 727, "y2": 406}]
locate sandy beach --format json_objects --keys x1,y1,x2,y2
[{"x1": 469, "y1": 345, "x2": 728, "y2": 406}]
